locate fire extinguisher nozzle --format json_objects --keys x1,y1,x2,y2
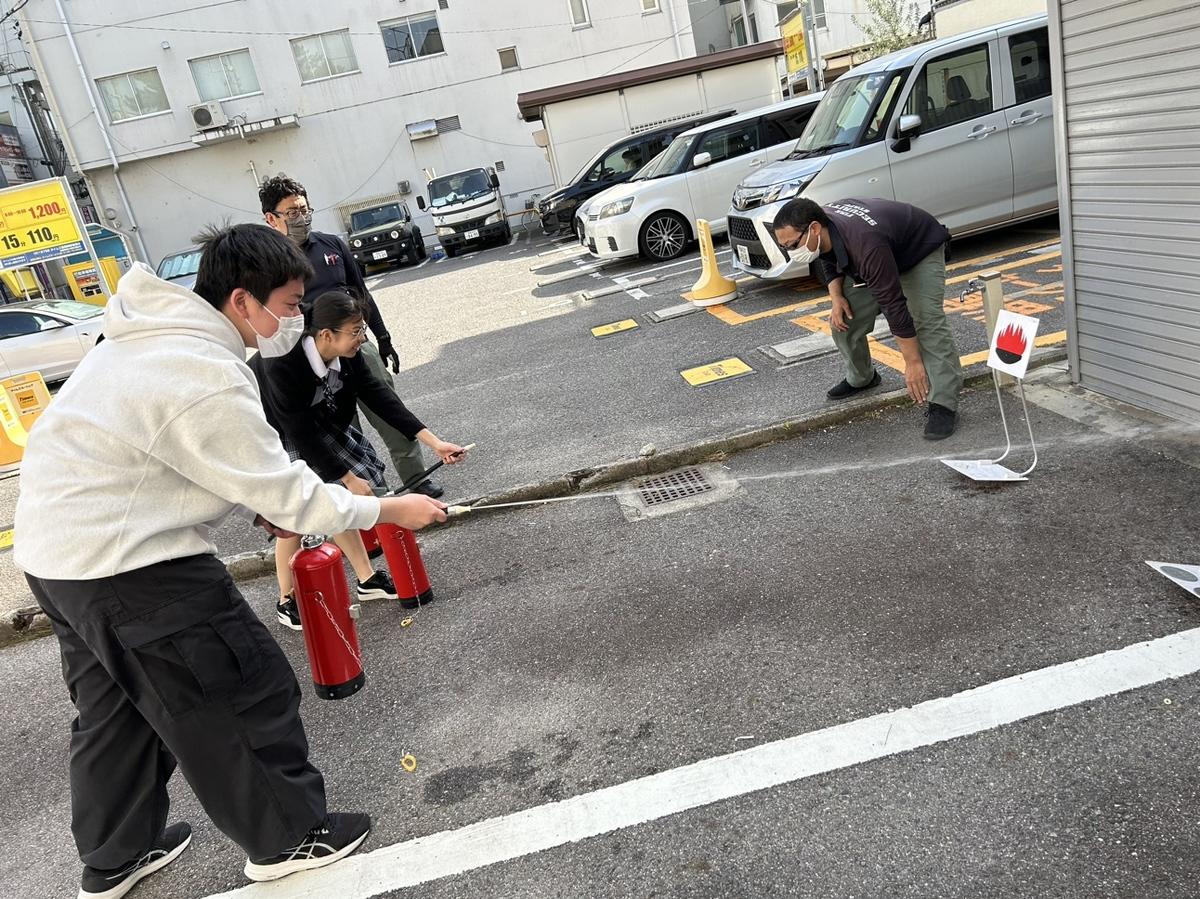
[{"x1": 445, "y1": 505, "x2": 473, "y2": 517}]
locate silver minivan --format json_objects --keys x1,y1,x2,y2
[{"x1": 727, "y1": 15, "x2": 1055, "y2": 279}]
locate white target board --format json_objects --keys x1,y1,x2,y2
[
  {"x1": 1147, "y1": 561, "x2": 1200, "y2": 598},
  {"x1": 987, "y1": 310, "x2": 1040, "y2": 379}
]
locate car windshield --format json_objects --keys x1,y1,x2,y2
[
  {"x1": 790, "y1": 71, "x2": 898, "y2": 158},
  {"x1": 350, "y1": 205, "x2": 404, "y2": 231},
  {"x1": 630, "y1": 150, "x2": 667, "y2": 181},
  {"x1": 640, "y1": 133, "x2": 695, "y2": 179},
  {"x1": 28, "y1": 300, "x2": 104, "y2": 320},
  {"x1": 429, "y1": 170, "x2": 493, "y2": 208},
  {"x1": 156, "y1": 250, "x2": 201, "y2": 281},
  {"x1": 569, "y1": 146, "x2": 609, "y2": 184}
]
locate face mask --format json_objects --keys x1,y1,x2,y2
[
  {"x1": 786, "y1": 225, "x2": 820, "y2": 265},
  {"x1": 285, "y1": 214, "x2": 312, "y2": 245},
  {"x1": 248, "y1": 299, "x2": 305, "y2": 358}
]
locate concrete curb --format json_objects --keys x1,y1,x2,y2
[{"x1": 0, "y1": 349, "x2": 1066, "y2": 650}]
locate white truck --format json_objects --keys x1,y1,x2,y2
[{"x1": 418, "y1": 166, "x2": 511, "y2": 258}]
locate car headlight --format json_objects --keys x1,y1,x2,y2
[
  {"x1": 351, "y1": 238, "x2": 363, "y2": 248},
  {"x1": 485, "y1": 212, "x2": 503, "y2": 225},
  {"x1": 763, "y1": 176, "x2": 815, "y2": 205},
  {"x1": 436, "y1": 226, "x2": 455, "y2": 237},
  {"x1": 390, "y1": 230, "x2": 400, "y2": 239},
  {"x1": 599, "y1": 197, "x2": 634, "y2": 218}
]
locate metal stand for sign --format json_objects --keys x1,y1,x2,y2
[{"x1": 941, "y1": 370, "x2": 1039, "y2": 482}]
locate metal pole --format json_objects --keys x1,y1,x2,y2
[
  {"x1": 803, "y1": 1, "x2": 821, "y2": 92},
  {"x1": 62, "y1": 177, "x2": 110, "y2": 300},
  {"x1": 979, "y1": 269, "x2": 1013, "y2": 387}
]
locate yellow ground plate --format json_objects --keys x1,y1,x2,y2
[
  {"x1": 681, "y1": 357, "x2": 754, "y2": 387},
  {"x1": 0, "y1": 528, "x2": 13, "y2": 551},
  {"x1": 591, "y1": 319, "x2": 639, "y2": 338}
]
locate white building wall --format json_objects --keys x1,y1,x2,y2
[
  {"x1": 20, "y1": 0, "x2": 702, "y2": 263},
  {"x1": 935, "y1": 0, "x2": 1047, "y2": 38}
]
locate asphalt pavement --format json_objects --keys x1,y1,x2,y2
[{"x1": 4, "y1": 368, "x2": 1200, "y2": 899}]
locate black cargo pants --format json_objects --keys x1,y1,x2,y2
[{"x1": 27, "y1": 553, "x2": 326, "y2": 869}]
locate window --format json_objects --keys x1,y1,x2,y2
[
  {"x1": 1009, "y1": 28, "x2": 1051, "y2": 103},
  {"x1": 812, "y1": 0, "x2": 826, "y2": 29},
  {"x1": 695, "y1": 121, "x2": 761, "y2": 165},
  {"x1": 569, "y1": 0, "x2": 590, "y2": 27},
  {"x1": 902, "y1": 45, "x2": 992, "y2": 131},
  {"x1": 96, "y1": 68, "x2": 169, "y2": 122},
  {"x1": 732, "y1": 14, "x2": 758, "y2": 46},
  {"x1": 498, "y1": 47, "x2": 520, "y2": 71},
  {"x1": 381, "y1": 13, "x2": 444, "y2": 63},
  {"x1": 762, "y1": 104, "x2": 817, "y2": 143},
  {"x1": 862, "y1": 71, "x2": 905, "y2": 142},
  {"x1": 641, "y1": 0, "x2": 660, "y2": 11},
  {"x1": 189, "y1": 50, "x2": 259, "y2": 102},
  {"x1": 0, "y1": 312, "x2": 59, "y2": 339},
  {"x1": 292, "y1": 30, "x2": 359, "y2": 82}
]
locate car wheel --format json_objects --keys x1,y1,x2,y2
[
  {"x1": 416, "y1": 233, "x2": 427, "y2": 259},
  {"x1": 501, "y1": 222, "x2": 512, "y2": 243},
  {"x1": 444, "y1": 245, "x2": 457, "y2": 258},
  {"x1": 638, "y1": 211, "x2": 690, "y2": 261}
]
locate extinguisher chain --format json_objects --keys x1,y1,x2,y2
[{"x1": 312, "y1": 590, "x2": 363, "y2": 668}]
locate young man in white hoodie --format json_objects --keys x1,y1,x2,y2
[{"x1": 13, "y1": 223, "x2": 446, "y2": 898}]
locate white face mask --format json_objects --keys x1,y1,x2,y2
[
  {"x1": 786, "y1": 225, "x2": 820, "y2": 265},
  {"x1": 248, "y1": 300, "x2": 305, "y2": 358}
]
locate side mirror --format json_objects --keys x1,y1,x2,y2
[
  {"x1": 490, "y1": 172, "x2": 500, "y2": 188},
  {"x1": 416, "y1": 196, "x2": 427, "y2": 211},
  {"x1": 692, "y1": 151, "x2": 713, "y2": 169},
  {"x1": 896, "y1": 114, "x2": 922, "y2": 139}
]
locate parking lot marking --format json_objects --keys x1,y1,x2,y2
[
  {"x1": 202, "y1": 627, "x2": 1200, "y2": 899},
  {"x1": 947, "y1": 237, "x2": 1060, "y2": 272},
  {"x1": 590, "y1": 319, "x2": 639, "y2": 339},
  {"x1": 0, "y1": 527, "x2": 12, "y2": 551},
  {"x1": 645, "y1": 302, "x2": 702, "y2": 323},
  {"x1": 707, "y1": 294, "x2": 830, "y2": 326},
  {"x1": 680, "y1": 357, "x2": 754, "y2": 387},
  {"x1": 947, "y1": 249, "x2": 1062, "y2": 286}
]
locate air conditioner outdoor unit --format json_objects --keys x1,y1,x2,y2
[{"x1": 190, "y1": 101, "x2": 227, "y2": 131}]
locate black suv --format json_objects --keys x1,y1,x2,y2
[
  {"x1": 348, "y1": 201, "x2": 426, "y2": 268},
  {"x1": 537, "y1": 110, "x2": 735, "y2": 236}
]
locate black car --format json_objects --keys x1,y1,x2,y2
[
  {"x1": 538, "y1": 110, "x2": 735, "y2": 236},
  {"x1": 347, "y1": 201, "x2": 426, "y2": 268}
]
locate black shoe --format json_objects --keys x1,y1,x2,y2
[
  {"x1": 243, "y1": 812, "x2": 371, "y2": 883},
  {"x1": 276, "y1": 593, "x2": 302, "y2": 631},
  {"x1": 357, "y1": 569, "x2": 398, "y2": 601},
  {"x1": 923, "y1": 402, "x2": 957, "y2": 440},
  {"x1": 412, "y1": 479, "x2": 444, "y2": 499},
  {"x1": 826, "y1": 370, "x2": 882, "y2": 400},
  {"x1": 80, "y1": 822, "x2": 192, "y2": 898}
]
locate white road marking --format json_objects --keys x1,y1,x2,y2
[
  {"x1": 203, "y1": 627, "x2": 1200, "y2": 899},
  {"x1": 413, "y1": 259, "x2": 429, "y2": 270}
]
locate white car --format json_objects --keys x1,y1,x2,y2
[
  {"x1": 728, "y1": 15, "x2": 1056, "y2": 280},
  {"x1": 581, "y1": 93, "x2": 823, "y2": 262},
  {"x1": 0, "y1": 299, "x2": 105, "y2": 382}
]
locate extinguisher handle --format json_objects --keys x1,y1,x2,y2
[{"x1": 445, "y1": 505, "x2": 473, "y2": 518}]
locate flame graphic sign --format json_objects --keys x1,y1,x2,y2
[{"x1": 994, "y1": 322, "x2": 1028, "y2": 364}]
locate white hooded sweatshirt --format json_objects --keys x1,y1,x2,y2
[{"x1": 14, "y1": 263, "x2": 380, "y2": 580}]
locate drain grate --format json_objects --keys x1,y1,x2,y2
[{"x1": 635, "y1": 467, "x2": 714, "y2": 507}]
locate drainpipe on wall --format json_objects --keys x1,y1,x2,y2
[
  {"x1": 665, "y1": 0, "x2": 684, "y2": 58},
  {"x1": 51, "y1": 0, "x2": 149, "y2": 262}
]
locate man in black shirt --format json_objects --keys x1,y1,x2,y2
[
  {"x1": 259, "y1": 175, "x2": 442, "y2": 495},
  {"x1": 772, "y1": 197, "x2": 963, "y2": 440}
]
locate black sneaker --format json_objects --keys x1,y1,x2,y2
[
  {"x1": 80, "y1": 822, "x2": 191, "y2": 898},
  {"x1": 276, "y1": 593, "x2": 302, "y2": 631},
  {"x1": 826, "y1": 370, "x2": 882, "y2": 400},
  {"x1": 243, "y1": 812, "x2": 371, "y2": 883},
  {"x1": 357, "y1": 569, "x2": 398, "y2": 601},
  {"x1": 924, "y1": 402, "x2": 958, "y2": 440},
  {"x1": 412, "y1": 479, "x2": 445, "y2": 499}
]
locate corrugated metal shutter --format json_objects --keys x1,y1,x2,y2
[{"x1": 1059, "y1": 0, "x2": 1200, "y2": 422}]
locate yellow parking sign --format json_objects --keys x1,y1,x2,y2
[
  {"x1": 680, "y1": 357, "x2": 754, "y2": 387},
  {"x1": 0, "y1": 178, "x2": 87, "y2": 269},
  {"x1": 591, "y1": 319, "x2": 639, "y2": 339}
]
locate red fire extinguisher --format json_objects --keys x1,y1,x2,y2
[
  {"x1": 375, "y1": 523, "x2": 433, "y2": 610},
  {"x1": 359, "y1": 525, "x2": 384, "y2": 559},
  {"x1": 289, "y1": 535, "x2": 366, "y2": 700}
]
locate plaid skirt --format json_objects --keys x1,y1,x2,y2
[{"x1": 284, "y1": 423, "x2": 387, "y2": 490}]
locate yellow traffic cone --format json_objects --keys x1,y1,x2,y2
[{"x1": 683, "y1": 219, "x2": 737, "y2": 307}]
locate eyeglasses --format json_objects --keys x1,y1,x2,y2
[
  {"x1": 336, "y1": 325, "x2": 368, "y2": 338},
  {"x1": 271, "y1": 206, "x2": 312, "y2": 223}
]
